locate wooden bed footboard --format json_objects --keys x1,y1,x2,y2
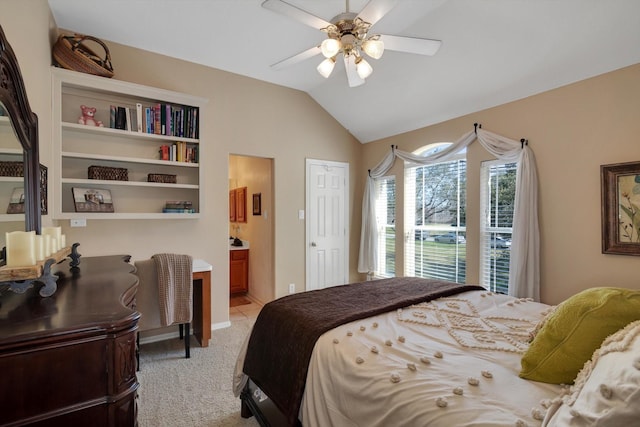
[{"x1": 240, "y1": 379, "x2": 301, "y2": 427}]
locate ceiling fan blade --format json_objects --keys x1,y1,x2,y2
[
  {"x1": 380, "y1": 34, "x2": 442, "y2": 56},
  {"x1": 262, "y1": 0, "x2": 332, "y2": 30},
  {"x1": 270, "y1": 45, "x2": 322, "y2": 70},
  {"x1": 344, "y1": 55, "x2": 365, "y2": 88},
  {"x1": 357, "y1": 0, "x2": 398, "y2": 27}
]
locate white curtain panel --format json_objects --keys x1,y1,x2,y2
[{"x1": 357, "y1": 128, "x2": 540, "y2": 300}]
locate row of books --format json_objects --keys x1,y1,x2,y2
[
  {"x1": 158, "y1": 142, "x2": 198, "y2": 163},
  {"x1": 162, "y1": 200, "x2": 195, "y2": 214},
  {"x1": 108, "y1": 103, "x2": 199, "y2": 139}
]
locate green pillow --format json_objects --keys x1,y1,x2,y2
[{"x1": 520, "y1": 287, "x2": 640, "y2": 384}]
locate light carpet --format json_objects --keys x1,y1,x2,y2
[{"x1": 137, "y1": 318, "x2": 260, "y2": 427}]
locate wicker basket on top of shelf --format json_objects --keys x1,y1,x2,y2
[{"x1": 88, "y1": 165, "x2": 128, "y2": 181}]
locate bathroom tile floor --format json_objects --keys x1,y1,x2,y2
[{"x1": 229, "y1": 296, "x2": 262, "y2": 321}]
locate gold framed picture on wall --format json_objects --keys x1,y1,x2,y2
[{"x1": 601, "y1": 161, "x2": 640, "y2": 255}]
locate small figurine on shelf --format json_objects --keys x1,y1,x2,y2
[{"x1": 78, "y1": 105, "x2": 104, "y2": 127}]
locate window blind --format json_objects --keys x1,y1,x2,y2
[
  {"x1": 480, "y1": 160, "x2": 517, "y2": 293},
  {"x1": 374, "y1": 176, "x2": 395, "y2": 278}
]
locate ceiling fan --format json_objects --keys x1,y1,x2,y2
[{"x1": 262, "y1": 0, "x2": 442, "y2": 87}]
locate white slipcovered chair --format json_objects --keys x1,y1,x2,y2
[{"x1": 134, "y1": 255, "x2": 193, "y2": 367}]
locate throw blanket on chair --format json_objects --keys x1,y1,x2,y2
[
  {"x1": 243, "y1": 277, "x2": 484, "y2": 426},
  {"x1": 152, "y1": 253, "x2": 193, "y2": 326}
]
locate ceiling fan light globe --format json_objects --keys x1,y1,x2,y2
[
  {"x1": 356, "y1": 58, "x2": 373, "y2": 79},
  {"x1": 362, "y1": 39, "x2": 384, "y2": 59},
  {"x1": 317, "y1": 57, "x2": 336, "y2": 78},
  {"x1": 320, "y1": 38, "x2": 341, "y2": 58}
]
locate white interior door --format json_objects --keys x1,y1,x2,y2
[{"x1": 306, "y1": 159, "x2": 349, "y2": 291}]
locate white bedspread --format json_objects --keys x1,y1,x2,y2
[{"x1": 300, "y1": 290, "x2": 562, "y2": 427}]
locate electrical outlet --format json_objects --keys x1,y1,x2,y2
[
  {"x1": 288, "y1": 283, "x2": 295, "y2": 294},
  {"x1": 70, "y1": 218, "x2": 86, "y2": 227}
]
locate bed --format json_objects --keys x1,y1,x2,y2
[{"x1": 233, "y1": 277, "x2": 640, "y2": 427}]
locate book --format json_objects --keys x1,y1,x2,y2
[
  {"x1": 162, "y1": 208, "x2": 196, "y2": 213},
  {"x1": 109, "y1": 105, "x2": 116, "y2": 128},
  {"x1": 160, "y1": 103, "x2": 166, "y2": 135},
  {"x1": 154, "y1": 104, "x2": 161, "y2": 134},
  {"x1": 159, "y1": 145, "x2": 169, "y2": 161},
  {"x1": 136, "y1": 103, "x2": 143, "y2": 132},
  {"x1": 165, "y1": 200, "x2": 192, "y2": 209},
  {"x1": 125, "y1": 107, "x2": 132, "y2": 131},
  {"x1": 115, "y1": 106, "x2": 126, "y2": 130},
  {"x1": 145, "y1": 107, "x2": 151, "y2": 133},
  {"x1": 165, "y1": 104, "x2": 172, "y2": 136}
]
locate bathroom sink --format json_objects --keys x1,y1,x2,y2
[{"x1": 229, "y1": 239, "x2": 249, "y2": 250}]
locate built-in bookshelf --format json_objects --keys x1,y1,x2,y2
[
  {"x1": 0, "y1": 116, "x2": 25, "y2": 223},
  {"x1": 51, "y1": 67, "x2": 207, "y2": 220}
]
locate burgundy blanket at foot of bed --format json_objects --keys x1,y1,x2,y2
[{"x1": 243, "y1": 277, "x2": 484, "y2": 426}]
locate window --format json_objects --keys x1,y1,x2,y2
[
  {"x1": 480, "y1": 160, "x2": 517, "y2": 293},
  {"x1": 374, "y1": 176, "x2": 395, "y2": 277},
  {"x1": 405, "y1": 144, "x2": 466, "y2": 283}
]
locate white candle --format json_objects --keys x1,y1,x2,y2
[
  {"x1": 43, "y1": 234, "x2": 52, "y2": 257},
  {"x1": 5, "y1": 230, "x2": 36, "y2": 267},
  {"x1": 42, "y1": 227, "x2": 62, "y2": 252},
  {"x1": 35, "y1": 235, "x2": 45, "y2": 261},
  {"x1": 61, "y1": 234, "x2": 66, "y2": 248}
]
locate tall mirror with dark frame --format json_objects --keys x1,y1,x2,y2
[{"x1": 0, "y1": 23, "x2": 42, "y2": 259}]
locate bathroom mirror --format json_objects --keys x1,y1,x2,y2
[{"x1": 0, "y1": 24, "x2": 41, "y2": 235}]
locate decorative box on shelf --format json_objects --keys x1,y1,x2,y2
[
  {"x1": 88, "y1": 165, "x2": 128, "y2": 181},
  {"x1": 0, "y1": 161, "x2": 23, "y2": 177},
  {"x1": 148, "y1": 173, "x2": 177, "y2": 184}
]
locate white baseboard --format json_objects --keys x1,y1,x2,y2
[
  {"x1": 138, "y1": 321, "x2": 232, "y2": 345},
  {"x1": 212, "y1": 321, "x2": 231, "y2": 330},
  {"x1": 139, "y1": 330, "x2": 182, "y2": 345}
]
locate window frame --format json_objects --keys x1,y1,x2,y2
[{"x1": 405, "y1": 144, "x2": 467, "y2": 283}]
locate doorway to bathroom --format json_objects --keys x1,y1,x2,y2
[{"x1": 228, "y1": 154, "x2": 275, "y2": 307}]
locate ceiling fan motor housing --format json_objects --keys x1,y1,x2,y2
[{"x1": 324, "y1": 13, "x2": 371, "y2": 57}]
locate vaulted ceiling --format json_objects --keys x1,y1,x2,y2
[{"x1": 47, "y1": 0, "x2": 640, "y2": 143}]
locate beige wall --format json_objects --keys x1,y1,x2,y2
[
  {"x1": 1, "y1": 0, "x2": 363, "y2": 328},
  {"x1": 4, "y1": 0, "x2": 638, "y2": 319},
  {"x1": 362, "y1": 63, "x2": 640, "y2": 305}
]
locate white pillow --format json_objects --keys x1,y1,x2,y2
[{"x1": 543, "y1": 320, "x2": 640, "y2": 426}]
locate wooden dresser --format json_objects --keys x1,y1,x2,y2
[{"x1": 0, "y1": 255, "x2": 140, "y2": 426}]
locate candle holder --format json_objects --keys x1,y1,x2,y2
[{"x1": 0, "y1": 243, "x2": 81, "y2": 297}]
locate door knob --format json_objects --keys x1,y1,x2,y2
[{"x1": 311, "y1": 242, "x2": 317, "y2": 247}]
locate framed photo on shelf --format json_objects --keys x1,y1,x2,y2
[
  {"x1": 72, "y1": 187, "x2": 114, "y2": 213},
  {"x1": 6, "y1": 187, "x2": 25, "y2": 214},
  {"x1": 601, "y1": 161, "x2": 640, "y2": 255},
  {"x1": 253, "y1": 193, "x2": 261, "y2": 216},
  {"x1": 1, "y1": 164, "x2": 47, "y2": 215}
]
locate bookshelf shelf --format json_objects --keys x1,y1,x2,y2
[
  {"x1": 61, "y1": 178, "x2": 199, "y2": 189},
  {"x1": 61, "y1": 122, "x2": 199, "y2": 144},
  {"x1": 61, "y1": 151, "x2": 199, "y2": 168},
  {"x1": 52, "y1": 67, "x2": 207, "y2": 220}
]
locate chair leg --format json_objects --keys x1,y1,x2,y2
[
  {"x1": 185, "y1": 323, "x2": 190, "y2": 359},
  {"x1": 179, "y1": 324, "x2": 184, "y2": 340}
]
